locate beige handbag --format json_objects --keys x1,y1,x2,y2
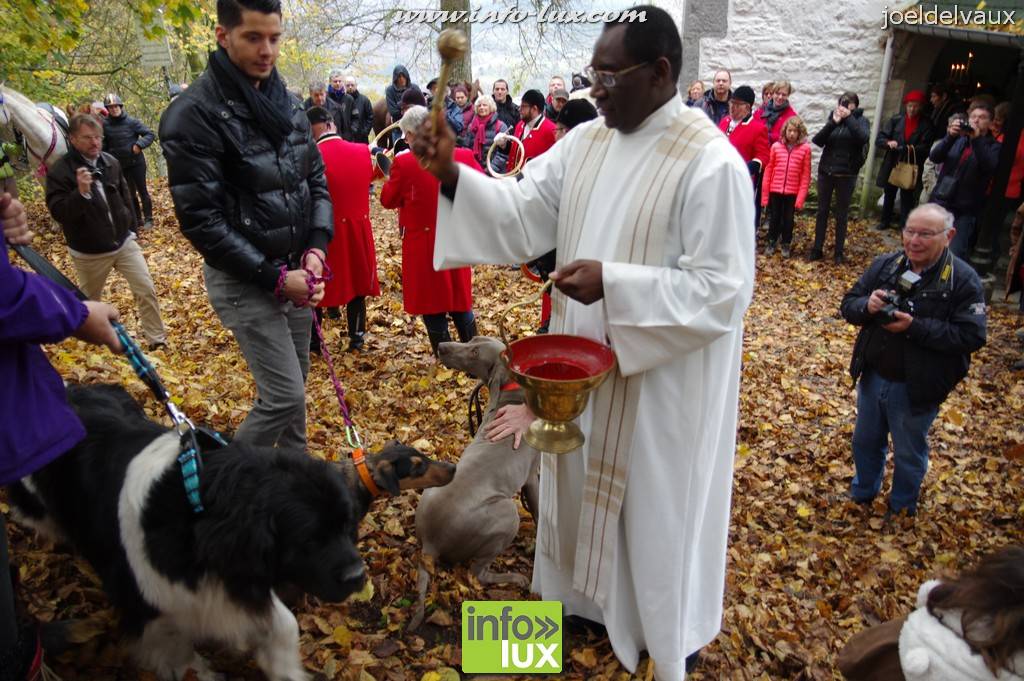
[{"x1": 888, "y1": 146, "x2": 918, "y2": 190}]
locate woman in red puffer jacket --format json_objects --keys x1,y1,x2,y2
[{"x1": 762, "y1": 116, "x2": 812, "y2": 257}]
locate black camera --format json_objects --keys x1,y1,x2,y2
[
  {"x1": 88, "y1": 167, "x2": 103, "y2": 180},
  {"x1": 879, "y1": 270, "x2": 922, "y2": 323},
  {"x1": 958, "y1": 120, "x2": 973, "y2": 134}
]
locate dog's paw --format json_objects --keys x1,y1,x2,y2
[{"x1": 510, "y1": 573, "x2": 531, "y2": 589}]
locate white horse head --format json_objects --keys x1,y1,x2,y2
[{"x1": 0, "y1": 83, "x2": 69, "y2": 178}]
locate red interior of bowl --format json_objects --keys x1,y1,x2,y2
[{"x1": 506, "y1": 334, "x2": 615, "y2": 381}]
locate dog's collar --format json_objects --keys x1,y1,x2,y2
[
  {"x1": 353, "y1": 448, "x2": 384, "y2": 498},
  {"x1": 499, "y1": 381, "x2": 521, "y2": 392}
]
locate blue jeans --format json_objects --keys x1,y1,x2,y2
[
  {"x1": 950, "y1": 212, "x2": 976, "y2": 259},
  {"x1": 850, "y1": 370, "x2": 939, "y2": 514}
]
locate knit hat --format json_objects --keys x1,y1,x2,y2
[
  {"x1": 731, "y1": 85, "x2": 755, "y2": 106},
  {"x1": 552, "y1": 88, "x2": 570, "y2": 101},
  {"x1": 401, "y1": 86, "x2": 427, "y2": 108},
  {"x1": 903, "y1": 89, "x2": 926, "y2": 104}
]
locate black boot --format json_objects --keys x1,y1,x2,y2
[
  {"x1": 310, "y1": 308, "x2": 323, "y2": 354},
  {"x1": 454, "y1": 315, "x2": 477, "y2": 343},
  {"x1": 346, "y1": 298, "x2": 366, "y2": 351},
  {"x1": 427, "y1": 329, "x2": 452, "y2": 357}
]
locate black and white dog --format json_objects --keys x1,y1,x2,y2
[{"x1": 7, "y1": 383, "x2": 453, "y2": 681}]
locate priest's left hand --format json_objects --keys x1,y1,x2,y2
[{"x1": 549, "y1": 259, "x2": 603, "y2": 305}]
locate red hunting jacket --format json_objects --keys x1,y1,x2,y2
[
  {"x1": 719, "y1": 114, "x2": 770, "y2": 178},
  {"x1": 379, "y1": 148, "x2": 481, "y2": 314},
  {"x1": 506, "y1": 116, "x2": 557, "y2": 173},
  {"x1": 315, "y1": 134, "x2": 381, "y2": 307}
]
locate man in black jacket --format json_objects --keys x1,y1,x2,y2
[
  {"x1": 159, "y1": 0, "x2": 333, "y2": 451},
  {"x1": 492, "y1": 79, "x2": 518, "y2": 129},
  {"x1": 928, "y1": 101, "x2": 1001, "y2": 258},
  {"x1": 344, "y1": 75, "x2": 374, "y2": 142},
  {"x1": 810, "y1": 91, "x2": 870, "y2": 263},
  {"x1": 46, "y1": 114, "x2": 167, "y2": 348},
  {"x1": 840, "y1": 203, "x2": 986, "y2": 518},
  {"x1": 101, "y1": 93, "x2": 156, "y2": 230}
]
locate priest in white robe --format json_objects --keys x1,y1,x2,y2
[{"x1": 414, "y1": 8, "x2": 755, "y2": 679}]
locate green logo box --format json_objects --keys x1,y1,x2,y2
[{"x1": 461, "y1": 600, "x2": 562, "y2": 674}]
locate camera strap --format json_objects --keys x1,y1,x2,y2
[{"x1": 881, "y1": 250, "x2": 953, "y2": 293}]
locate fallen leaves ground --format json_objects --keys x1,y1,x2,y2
[{"x1": 5, "y1": 180, "x2": 1023, "y2": 680}]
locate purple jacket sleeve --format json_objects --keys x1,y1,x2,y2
[{"x1": 0, "y1": 245, "x2": 88, "y2": 344}]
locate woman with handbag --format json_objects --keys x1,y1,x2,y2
[{"x1": 874, "y1": 90, "x2": 935, "y2": 232}]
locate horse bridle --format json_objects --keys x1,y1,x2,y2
[{"x1": 0, "y1": 89, "x2": 61, "y2": 176}]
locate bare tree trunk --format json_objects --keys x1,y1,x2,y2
[{"x1": 439, "y1": 0, "x2": 471, "y2": 84}]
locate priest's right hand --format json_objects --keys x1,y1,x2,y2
[{"x1": 411, "y1": 116, "x2": 459, "y2": 188}]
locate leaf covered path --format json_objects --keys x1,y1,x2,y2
[{"x1": 6, "y1": 183, "x2": 1023, "y2": 680}]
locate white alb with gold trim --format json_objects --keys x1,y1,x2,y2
[{"x1": 434, "y1": 95, "x2": 755, "y2": 681}]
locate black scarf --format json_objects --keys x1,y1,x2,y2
[
  {"x1": 760, "y1": 101, "x2": 785, "y2": 132},
  {"x1": 208, "y1": 47, "x2": 294, "y2": 148}
]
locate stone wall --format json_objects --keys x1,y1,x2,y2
[{"x1": 692, "y1": 0, "x2": 892, "y2": 175}]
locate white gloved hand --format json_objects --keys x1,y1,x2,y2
[{"x1": 494, "y1": 132, "x2": 510, "y2": 148}]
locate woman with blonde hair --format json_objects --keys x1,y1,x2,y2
[
  {"x1": 761, "y1": 79, "x2": 797, "y2": 144},
  {"x1": 459, "y1": 94, "x2": 509, "y2": 172},
  {"x1": 685, "y1": 80, "x2": 704, "y2": 107}
]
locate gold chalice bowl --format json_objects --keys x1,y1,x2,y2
[{"x1": 500, "y1": 283, "x2": 616, "y2": 453}]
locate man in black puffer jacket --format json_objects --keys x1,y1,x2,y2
[
  {"x1": 101, "y1": 93, "x2": 156, "y2": 230},
  {"x1": 810, "y1": 91, "x2": 871, "y2": 263},
  {"x1": 159, "y1": 0, "x2": 333, "y2": 451}
]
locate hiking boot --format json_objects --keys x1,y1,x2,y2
[
  {"x1": 143, "y1": 219, "x2": 154, "y2": 231},
  {"x1": 763, "y1": 241, "x2": 776, "y2": 256},
  {"x1": 834, "y1": 254, "x2": 847, "y2": 265},
  {"x1": 807, "y1": 250, "x2": 823, "y2": 262},
  {"x1": 348, "y1": 334, "x2": 365, "y2": 352},
  {"x1": 873, "y1": 223, "x2": 890, "y2": 231},
  {"x1": 780, "y1": 244, "x2": 791, "y2": 258}
]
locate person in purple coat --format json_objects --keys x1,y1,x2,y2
[{"x1": 0, "y1": 192, "x2": 121, "y2": 680}]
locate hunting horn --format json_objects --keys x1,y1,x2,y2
[{"x1": 430, "y1": 28, "x2": 468, "y2": 130}]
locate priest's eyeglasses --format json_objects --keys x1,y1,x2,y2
[{"x1": 584, "y1": 62, "x2": 652, "y2": 89}]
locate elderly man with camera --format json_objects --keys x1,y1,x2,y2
[
  {"x1": 840, "y1": 203, "x2": 986, "y2": 519},
  {"x1": 45, "y1": 113, "x2": 167, "y2": 349}
]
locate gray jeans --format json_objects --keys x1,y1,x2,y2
[{"x1": 204, "y1": 264, "x2": 312, "y2": 450}]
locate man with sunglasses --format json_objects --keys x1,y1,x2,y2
[
  {"x1": 413, "y1": 5, "x2": 754, "y2": 679},
  {"x1": 841, "y1": 203, "x2": 985, "y2": 521}
]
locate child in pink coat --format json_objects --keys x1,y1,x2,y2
[{"x1": 762, "y1": 116, "x2": 812, "y2": 257}]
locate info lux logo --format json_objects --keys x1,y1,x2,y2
[{"x1": 461, "y1": 601, "x2": 562, "y2": 673}]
